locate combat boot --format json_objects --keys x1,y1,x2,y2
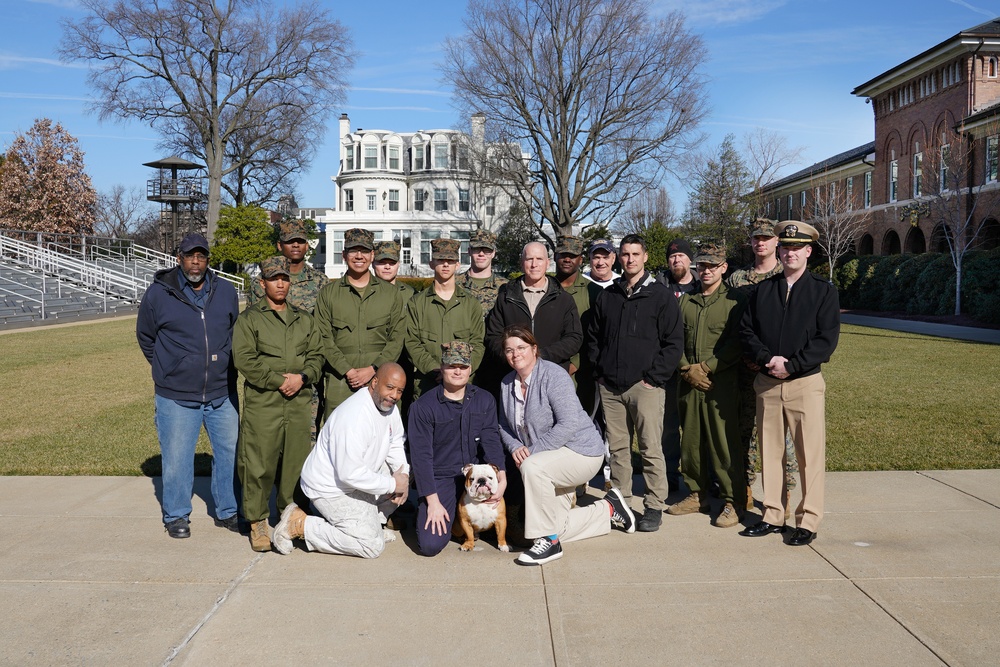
[{"x1": 249, "y1": 521, "x2": 271, "y2": 552}]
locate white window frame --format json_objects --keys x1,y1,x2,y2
[
  {"x1": 913, "y1": 151, "x2": 923, "y2": 197},
  {"x1": 459, "y1": 189, "x2": 470, "y2": 212},
  {"x1": 343, "y1": 188, "x2": 354, "y2": 212},
  {"x1": 433, "y1": 143, "x2": 449, "y2": 170},
  {"x1": 414, "y1": 189, "x2": 426, "y2": 211},
  {"x1": 388, "y1": 145, "x2": 400, "y2": 170},
  {"x1": 987, "y1": 136, "x2": 999, "y2": 183},
  {"x1": 889, "y1": 160, "x2": 898, "y2": 202},
  {"x1": 864, "y1": 171, "x2": 872, "y2": 208},
  {"x1": 940, "y1": 144, "x2": 951, "y2": 191},
  {"x1": 364, "y1": 145, "x2": 378, "y2": 169},
  {"x1": 366, "y1": 189, "x2": 377, "y2": 212},
  {"x1": 486, "y1": 196, "x2": 495, "y2": 216},
  {"x1": 388, "y1": 189, "x2": 399, "y2": 211},
  {"x1": 413, "y1": 144, "x2": 424, "y2": 171},
  {"x1": 434, "y1": 188, "x2": 448, "y2": 211}
]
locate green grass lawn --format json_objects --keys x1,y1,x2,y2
[{"x1": 0, "y1": 319, "x2": 997, "y2": 475}]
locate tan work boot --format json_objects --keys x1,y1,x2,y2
[
  {"x1": 714, "y1": 502, "x2": 740, "y2": 528},
  {"x1": 746, "y1": 485, "x2": 755, "y2": 512},
  {"x1": 666, "y1": 492, "x2": 710, "y2": 516},
  {"x1": 272, "y1": 503, "x2": 307, "y2": 555},
  {"x1": 249, "y1": 520, "x2": 271, "y2": 552}
]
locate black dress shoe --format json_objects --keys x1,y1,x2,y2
[
  {"x1": 739, "y1": 521, "x2": 786, "y2": 537},
  {"x1": 214, "y1": 514, "x2": 241, "y2": 533},
  {"x1": 787, "y1": 527, "x2": 817, "y2": 546},
  {"x1": 165, "y1": 518, "x2": 190, "y2": 539}
]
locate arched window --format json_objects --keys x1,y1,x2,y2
[
  {"x1": 987, "y1": 56, "x2": 997, "y2": 78},
  {"x1": 978, "y1": 219, "x2": 1000, "y2": 250},
  {"x1": 858, "y1": 234, "x2": 874, "y2": 256},
  {"x1": 882, "y1": 230, "x2": 901, "y2": 255},
  {"x1": 931, "y1": 223, "x2": 951, "y2": 253},
  {"x1": 904, "y1": 227, "x2": 926, "y2": 254}
]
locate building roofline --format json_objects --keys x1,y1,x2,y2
[
  {"x1": 762, "y1": 142, "x2": 876, "y2": 192},
  {"x1": 852, "y1": 18, "x2": 1000, "y2": 98}
]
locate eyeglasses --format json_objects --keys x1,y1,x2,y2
[
  {"x1": 182, "y1": 252, "x2": 209, "y2": 261},
  {"x1": 345, "y1": 248, "x2": 371, "y2": 256},
  {"x1": 503, "y1": 344, "x2": 533, "y2": 356},
  {"x1": 696, "y1": 264, "x2": 724, "y2": 272},
  {"x1": 471, "y1": 247, "x2": 494, "y2": 255}
]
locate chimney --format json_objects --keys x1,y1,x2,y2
[{"x1": 339, "y1": 113, "x2": 350, "y2": 140}]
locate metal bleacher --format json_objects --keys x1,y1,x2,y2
[{"x1": 0, "y1": 230, "x2": 245, "y2": 328}]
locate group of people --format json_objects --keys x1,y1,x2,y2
[{"x1": 136, "y1": 215, "x2": 839, "y2": 566}]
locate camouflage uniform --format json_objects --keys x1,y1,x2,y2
[
  {"x1": 246, "y1": 220, "x2": 331, "y2": 442},
  {"x1": 726, "y1": 220, "x2": 798, "y2": 504},
  {"x1": 458, "y1": 229, "x2": 508, "y2": 317}
]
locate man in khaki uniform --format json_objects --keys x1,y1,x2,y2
[
  {"x1": 406, "y1": 238, "x2": 485, "y2": 399},
  {"x1": 667, "y1": 244, "x2": 747, "y2": 528},
  {"x1": 727, "y1": 219, "x2": 798, "y2": 514},
  {"x1": 314, "y1": 228, "x2": 406, "y2": 417},
  {"x1": 459, "y1": 228, "x2": 508, "y2": 317}
]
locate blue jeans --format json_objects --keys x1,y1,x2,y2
[{"x1": 154, "y1": 394, "x2": 239, "y2": 524}]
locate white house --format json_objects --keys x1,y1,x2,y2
[{"x1": 305, "y1": 113, "x2": 523, "y2": 278}]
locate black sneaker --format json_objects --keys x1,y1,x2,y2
[
  {"x1": 515, "y1": 537, "x2": 563, "y2": 566},
  {"x1": 165, "y1": 518, "x2": 190, "y2": 539},
  {"x1": 636, "y1": 507, "x2": 662, "y2": 532},
  {"x1": 214, "y1": 514, "x2": 241, "y2": 533},
  {"x1": 605, "y1": 488, "x2": 636, "y2": 534}
]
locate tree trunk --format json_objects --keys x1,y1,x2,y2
[{"x1": 954, "y1": 260, "x2": 962, "y2": 316}]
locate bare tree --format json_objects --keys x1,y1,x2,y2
[
  {"x1": 443, "y1": 0, "x2": 707, "y2": 242},
  {"x1": 921, "y1": 116, "x2": 1000, "y2": 315},
  {"x1": 809, "y1": 173, "x2": 872, "y2": 283},
  {"x1": 94, "y1": 185, "x2": 159, "y2": 239},
  {"x1": 614, "y1": 187, "x2": 676, "y2": 235},
  {"x1": 60, "y1": 0, "x2": 356, "y2": 242},
  {"x1": 742, "y1": 128, "x2": 804, "y2": 217}
]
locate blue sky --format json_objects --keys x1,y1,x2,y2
[{"x1": 2, "y1": 0, "x2": 997, "y2": 217}]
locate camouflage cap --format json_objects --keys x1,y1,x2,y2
[
  {"x1": 259, "y1": 255, "x2": 291, "y2": 279},
  {"x1": 469, "y1": 228, "x2": 498, "y2": 251},
  {"x1": 344, "y1": 228, "x2": 375, "y2": 251},
  {"x1": 373, "y1": 240, "x2": 400, "y2": 262},
  {"x1": 694, "y1": 243, "x2": 727, "y2": 266},
  {"x1": 278, "y1": 219, "x2": 309, "y2": 242},
  {"x1": 431, "y1": 238, "x2": 461, "y2": 261},
  {"x1": 774, "y1": 220, "x2": 819, "y2": 245},
  {"x1": 555, "y1": 235, "x2": 584, "y2": 256},
  {"x1": 588, "y1": 238, "x2": 615, "y2": 255},
  {"x1": 441, "y1": 340, "x2": 473, "y2": 366},
  {"x1": 750, "y1": 218, "x2": 777, "y2": 238}
]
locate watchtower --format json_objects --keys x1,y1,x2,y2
[{"x1": 144, "y1": 156, "x2": 206, "y2": 252}]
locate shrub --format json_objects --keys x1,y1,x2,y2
[
  {"x1": 857, "y1": 255, "x2": 907, "y2": 310},
  {"x1": 882, "y1": 253, "x2": 937, "y2": 312},
  {"x1": 911, "y1": 255, "x2": 956, "y2": 315},
  {"x1": 963, "y1": 248, "x2": 1000, "y2": 324}
]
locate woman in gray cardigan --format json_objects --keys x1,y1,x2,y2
[{"x1": 498, "y1": 325, "x2": 636, "y2": 565}]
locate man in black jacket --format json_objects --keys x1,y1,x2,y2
[
  {"x1": 586, "y1": 234, "x2": 683, "y2": 532},
  {"x1": 738, "y1": 221, "x2": 840, "y2": 547},
  {"x1": 136, "y1": 233, "x2": 241, "y2": 539},
  {"x1": 484, "y1": 242, "x2": 581, "y2": 384}
]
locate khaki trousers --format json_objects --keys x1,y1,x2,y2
[
  {"x1": 600, "y1": 382, "x2": 668, "y2": 511},
  {"x1": 755, "y1": 373, "x2": 826, "y2": 532},
  {"x1": 521, "y1": 447, "x2": 609, "y2": 543}
]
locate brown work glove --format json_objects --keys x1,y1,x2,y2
[{"x1": 682, "y1": 361, "x2": 713, "y2": 392}]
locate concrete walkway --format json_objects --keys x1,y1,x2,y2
[
  {"x1": 1, "y1": 471, "x2": 998, "y2": 666},
  {"x1": 841, "y1": 313, "x2": 1000, "y2": 344}
]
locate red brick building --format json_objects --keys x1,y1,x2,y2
[{"x1": 760, "y1": 18, "x2": 1000, "y2": 256}]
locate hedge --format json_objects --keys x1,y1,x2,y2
[{"x1": 823, "y1": 248, "x2": 1000, "y2": 322}]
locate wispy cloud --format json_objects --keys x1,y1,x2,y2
[
  {"x1": 0, "y1": 54, "x2": 89, "y2": 70},
  {"x1": 947, "y1": 0, "x2": 996, "y2": 18},
  {"x1": 0, "y1": 91, "x2": 91, "y2": 102},
  {"x1": 351, "y1": 87, "x2": 450, "y2": 97},
  {"x1": 653, "y1": 0, "x2": 789, "y2": 26},
  {"x1": 344, "y1": 105, "x2": 447, "y2": 113},
  {"x1": 25, "y1": 0, "x2": 80, "y2": 8}
]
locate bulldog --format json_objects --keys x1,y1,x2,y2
[{"x1": 453, "y1": 463, "x2": 509, "y2": 552}]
